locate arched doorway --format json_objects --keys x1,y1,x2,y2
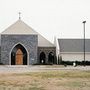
[
  {"x1": 11, "y1": 44, "x2": 27, "y2": 65},
  {"x1": 40, "y1": 52, "x2": 46, "y2": 64},
  {"x1": 48, "y1": 52, "x2": 54, "y2": 64}
]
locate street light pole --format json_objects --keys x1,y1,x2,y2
[{"x1": 82, "y1": 21, "x2": 86, "y2": 66}]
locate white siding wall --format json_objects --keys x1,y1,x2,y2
[{"x1": 60, "y1": 53, "x2": 90, "y2": 61}]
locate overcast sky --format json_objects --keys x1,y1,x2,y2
[{"x1": 0, "y1": 0, "x2": 90, "y2": 43}]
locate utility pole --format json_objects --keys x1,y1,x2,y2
[{"x1": 82, "y1": 21, "x2": 86, "y2": 66}]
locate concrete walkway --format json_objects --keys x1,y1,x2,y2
[{"x1": 0, "y1": 65, "x2": 90, "y2": 73}]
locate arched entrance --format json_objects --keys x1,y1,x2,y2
[
  {"x1": 48, "y1": 52, "x2": 54, "y2": 64},
  {"x1": 11, "y1": 44, "x2": 27, "y2": 65},
  {"x1": 40, "y1": 52, "x2": 46, "y2": 64}
]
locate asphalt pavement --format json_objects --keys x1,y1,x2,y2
[{"x1": 0, "y1": 65, "x2": 90, "y2": 73}]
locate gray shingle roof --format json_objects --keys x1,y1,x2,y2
[
  {"x1": 58, "y1": 39, "x2": 90, "y2": 52},
  {"x1": 1, "y1": 20, "x2": 55, "y2": 47}
]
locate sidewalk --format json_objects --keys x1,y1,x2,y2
[{"x1": 0, "y1": 65, "x2": 90, "y2": 73}]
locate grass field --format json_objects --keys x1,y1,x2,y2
[{"x1": 0, "y1": 70, "x2": 90, "y2": 90}]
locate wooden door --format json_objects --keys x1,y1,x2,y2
[{"x1": 16, "y1": 49, "x2": 23, "y2": 65}]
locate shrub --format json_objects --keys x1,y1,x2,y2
[{"x1": 60, "y1": 60, "x2": 90, "y2": 66}]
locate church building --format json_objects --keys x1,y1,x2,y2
[
  {"x1": 0, "y1": 19, "x2": 56, "y2": 65},
  {"x1": 57, "y1": 39, "x2": 90, "y2": 63}
]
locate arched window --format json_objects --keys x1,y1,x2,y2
[
  {"x1": 40, "y1": 52, "x2": 46, "y2": 64},
  {"x1": 48, "y1": 52, "x2": 54, "y2": 64}
]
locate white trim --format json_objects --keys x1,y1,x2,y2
[
  {"x1": 60, "y1": 52, "x2": 90, "y2": 54},
  {"x1": 55, "y1": 36, "x2": 60, "y2": 64},
  {"x1": 9, "y1": 42, "x2": 29, "y2": 65},
  {"x1": 58, "y1": 38, "x2": 90, "y2": 39}
]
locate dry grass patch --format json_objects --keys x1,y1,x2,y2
[{"x1": 0, "y1": 70, "x2": 90, "y2": 90}]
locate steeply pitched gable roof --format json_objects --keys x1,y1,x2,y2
[
  {"x1": 58, "y1": 39, "x2": 90, "y2": 52},
  {"x1": 1, "y1": 20, "x2": 37, "y2": 34},
  {"x1": 1, "y1": 20, "x2": 55, "y2": 47}
]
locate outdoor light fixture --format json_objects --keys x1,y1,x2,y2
[{"x1": 82, "y1": 21, "x2": 86, "y2": 66}]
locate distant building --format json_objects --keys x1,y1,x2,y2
[
  {"x1": 1, "y1": 18, "x2": 90, "y2": 65},
  {"x1": 57, "y1": 39, "x2": 90, "y2": 62},
  {"x1": 0, "y1": 19, "x2": 56, "y2": 65}
]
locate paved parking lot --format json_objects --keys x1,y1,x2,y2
[{"x1": 0, "y1": 65, "x2": 90, "y2": 73}]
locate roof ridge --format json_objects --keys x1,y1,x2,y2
[{"x1": 1, "y1": 19, "x2": 55, "y2": 47}]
